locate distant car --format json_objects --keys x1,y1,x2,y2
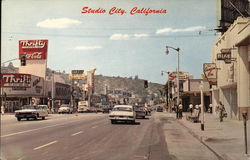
[
  {"x1": 109, "y1": 105, "x2": 136, "y2": 124},
  {"x1": 156, "y1": 106, "x2": 163, "y2": 112},
  {"x1": 38, "y1": 105, "x2": 50, "y2": 114},
  {"x1": 102, "y1": 105, "x2": 112, "y2": 113},
  {"x1": 133, "y1": 106, "x2": 146, "y2": 118},
  {"x1": 58, "y1": 104, "x2": 73, "y2": 114},
  {"x1": 15, "y1": 105, "x2": 48, "y2": 121}
]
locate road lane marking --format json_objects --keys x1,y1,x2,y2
[
  {"x1": 1, "y1": 119, "x2": 84, "y2": 138},
  {"x1": 71, "y1": 131, "x2": 83, "y2": 136},
  {"x1": 33, "y1": 141, "x2": 57, "y2": 150},
  {"x1": 91, "y1": 125, "x2": 98, "y2": 129}
]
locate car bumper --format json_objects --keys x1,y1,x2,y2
[
  {"x1": 136, "y1": 112, "x2": 146, "y2": 117},
  {"x1": 15, "y1": 113, "x2": 37, "y2": 118},
  {"x1": 109, "y1": 116, "x2": 135, "y2": 121}
]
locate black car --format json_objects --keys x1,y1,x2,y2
[{"x1": 156, "y1": 106, "x2": 163, "y2": 112}]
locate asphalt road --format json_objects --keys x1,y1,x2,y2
[
  {"x1": 1, "y1": 112, "x2": 219, "y2": 160},
  {"x1": 1, "y1": 113, "x2": 170, "y2": 160}
]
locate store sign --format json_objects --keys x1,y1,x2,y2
[
  {"x1": 0, "y1": 73, "x2": 31, "y2": 88},
  {"x1": 168, "y1": 72, "x2": 189, "y2": 81},
  {"x1": 71, "y1": 70, "x2": 84, "y2": 74},
  {"x1": 69, "y1": 74, "x2": 85, "y2": 80},
  {"x1": 203, "y1": 63, "x2": 217, "y2": 84},
  {"x1": 19, "y1": 40, "x2": 48, "y2": 60}
]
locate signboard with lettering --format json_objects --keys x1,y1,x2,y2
[
  {"x1": 71, "y1": 70, "x2": 84, "y2": 74},
  {"x1": 19, "y1": 40, "x2": 48, "y2": 60},
  {"x1": 69, "y1": 74, "x2": 86, "y2": 80},
  {"x1": 0, "y1": 73, "x2": 32, "y2": 88},
  {"x1": 203, "y1": 63, "x2": 217, "y2": 84},
  {"x1": 1, "y1": 75, "x2": 44, "y2": 96}
]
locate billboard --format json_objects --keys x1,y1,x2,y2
[
  {"x1": 19, "y1": 40, "x2": 48, "y2": 60},
  {"x1": 0, "y1": 73, "x2": 32, "y2": 88},
  {"x1": 2, "y1": 75, "x2": 44, "y2": 96}
]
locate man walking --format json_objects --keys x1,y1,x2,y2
[{"x1": 189, "y1": 103, "x2": 193, "y2": 115}]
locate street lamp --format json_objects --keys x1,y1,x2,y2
[
  {"x1": 165, "y1": 46, "x2": 180, "y2": 105},
  {"x1": 161, "y1": 71, "x2": 170, "y2": 111},
  {"x1": 200, "y1": 81, "x2": 204, "y2": 131}
]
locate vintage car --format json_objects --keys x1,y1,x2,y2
[
  {"x1": 15, "y1": 105, "x2": 48, "y2": 121},
  {"x1": 58, "y1": 104, "x2": 73, "y2": 114},
  {"x1": 156, "y1": 106, "x2": 164, "y2": 112},
  {"x1": 133, "y1": 105, "x2": 146, "y2": 119},
  {"x1": 109, "y1": 105, "x2": 136, "y2": 124}
]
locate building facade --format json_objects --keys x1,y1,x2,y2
[{"x1": 211, "y1": 17, "x2": 250, "y2": 120}]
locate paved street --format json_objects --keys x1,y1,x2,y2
[{"x1": 1, "y1": 112, "x2": 220, "y2": 160}]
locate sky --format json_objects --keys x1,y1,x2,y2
[{"x1": 1, "y1": 0, "x2": 217, "y2": 84}]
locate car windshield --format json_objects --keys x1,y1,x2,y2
[
  {"x1": 134, "y1": 106, "x2": 144, "y2": 111},
  {"x1": 112, "y1": 107, "x2": 132, "y2": 112},
  {"x1": 22, "y1": 106, "x2": 38, "y2": 110}
]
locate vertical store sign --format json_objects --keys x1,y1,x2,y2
[{"x1": 19, "y1": 40, "x2": 48, "y2": 60}]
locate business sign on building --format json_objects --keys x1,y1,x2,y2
[
  {"x1": 69, "y1": 70, "x2": 85, "y2": 80},
  {"x1": 217, "y1": 48, "x2": 233, "y2": 63},
  {"x1": 0, "y1": 73, "x2": 32, "y2": 88},
  {"x1": 168, "y1": 72, "x2": 189, "y2": 81},
  {"x1": 203, "y1": 63, "x2": 217, "y2": 84},
  {"x1": 2, "y1": 75, "x2": 44, "y2": 96},
  {"x1": 19, "y1": 40, "x2": 48, "y2": 60}
]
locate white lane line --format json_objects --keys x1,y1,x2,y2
[
  {"x1": 71, "y1": 131, "x2": 83, "y2": 136},
  {"x1": 33, "y1": 141, "x2": 57, "y2": 150},
  {"x1": 91, "y1": 125, "x2": 98, "y2": 129},
  {"x1": 1, "y1": 119, "x2": 83, "y2": 138}
]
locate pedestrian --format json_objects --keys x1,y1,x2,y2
[
  {"x1": 209, "y1": 104, "x2": 213, "y2": 113},
  {"x1": 1, "y1": 105, "x2": 5, "y2": 115},
  {"x1": 175, "y1": 105, "x2": 179, "y2": 119},
  {"x1": 189, "y1": 103, "x2": 193, "y2": 116},
  {"x1": 178, "y1": 103, "x2": 183, "y2": 119},
  {"x1": 218, "y1": 101, "x2": 226, "y2": 122}
]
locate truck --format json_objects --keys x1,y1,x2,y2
[{"x1": 77, "y1": 101, "x2": 90, "y2": 113}]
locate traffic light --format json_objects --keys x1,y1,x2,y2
[
  {"x1": 20, "y1": 54, "x2": 26, "y2": 66},
  {"x1": 144, "y1": 80, "x2": 148, "y2": 88}
]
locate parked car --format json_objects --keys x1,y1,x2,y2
[
  {"x1": 15, "y1": 105, "x2": 48, "y2": 121},
  {"x1": 58, "y1": 104, "x2": 73, "y2": 114},
  {"x1": 109, "y1": 105, "x2": 136, "y2": 124},
  {"x1": 156, "y1": 106, "x2": 163, "y2": 112},
  {"x1": 133, "y1": 105, "x2": 146, "y2": 118}
]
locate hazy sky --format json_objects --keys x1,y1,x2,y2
[{"x1": 2, "y1": 0, "x2": 217, "y2": 84}]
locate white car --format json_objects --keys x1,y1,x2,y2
[
  {"x1": 15, "y1": 105, "x2": 48, "y2": 121},
  {"x1": 58, "y1": 104, "x2": 73, "y2": 114},
  {"x1": 109, "y1": 105, "x2": 136, "y2": 124}
]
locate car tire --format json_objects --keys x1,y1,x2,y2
[
  {"x1": 17, "y1": 118, "x2": 21, "y2": 121},
  {"x1": 142, "y1": 116, "x2": 145, "y2": 119},
  {"x1": 111, "y1": 120, "x2": 116, "y2": 124},
  {"x1": 42, "y1": 116, "x2": 45, "y2": 120},
  {"x1": 131, "y1": 120, "x2": 135, "y2": 124},
  {"x1": 26, "y1": 118, "x2": 29, "y2": 121}
]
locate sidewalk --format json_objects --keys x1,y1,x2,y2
[{"x1": 166, "y1": 112, "x2": 250, "y2": 160}]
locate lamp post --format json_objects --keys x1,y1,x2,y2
[
  {"x1": 200, "y1": 81, "x2": 204, "y2": 131},
  {"x1": 165, "y1": 46, "x2": 180, "y2": 105},
  {"x1": 161, "y1": 71, "x2": 170, "y2": 111},
  {"x1": 51, "y1": 71, "x2": 55, "y2": 113}
]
